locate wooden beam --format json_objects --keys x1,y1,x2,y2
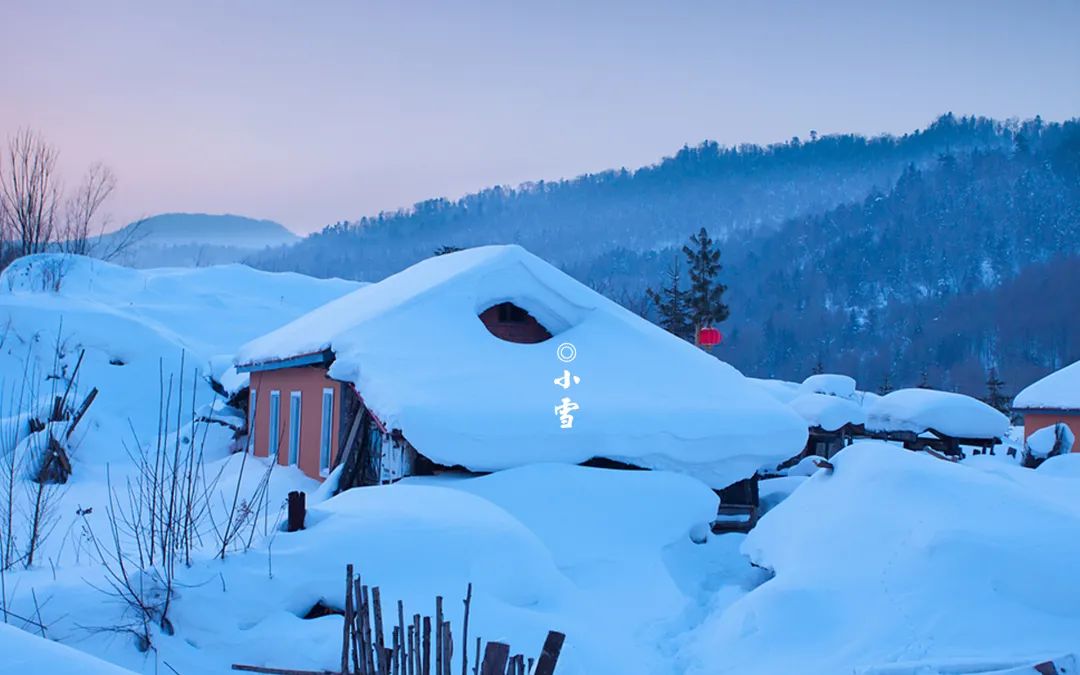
[
  {"x1": 478, "y1": 642, "x2": 509, "y2": 675},
  {"x1": 533, "y1": 631, "x2": 565, "y2": 675}
]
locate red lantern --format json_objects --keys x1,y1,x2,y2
[{"x1": 697, "y1": 326, "x2": 723, "y2": 347}]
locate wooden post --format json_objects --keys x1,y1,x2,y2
[
  {"x1": 342, "y1": 565, "x2": 354, "y2": 675},
  {"x1": 398, "y1": 600, "x2": 407, "y2": 675},
  {"x1": 287, "y1": 491, "x2": 306, "y2": 532},
  {"x1": 361, "y1": 585, "x2": 375, "y2": 675},
  {"x1": 441, "y1": 622, "x2": 452, "y2": 675},
  {"x1": 460, "y1": 584, "x2": 471, "y2": 675},
  {"x1": 422, "y1": 616, "x2": 431, "y2": 675},
  {"x1": 392, "y1": 627, "x2": 400, "y2": 675},
  {"x1": 533, "y1": 632, "x2": 565, "y2": 675},
  {"x1": 413, "y1": 614, "x2": 422, "y2": 675},
  {"x1": 472, "y1": 638, "x2": 480, "y2": 675},
  {"x1": 373, "y1": 587, "x2": 387, "y2": 675},
  {"x1": 435, "y1": 597, "x2": 443, "y2": 675},
  {"x1": 478, "y1": 642, "x2": 509, "y2": 675}
]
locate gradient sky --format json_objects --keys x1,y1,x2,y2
[{"x1": 2, "y1": 1, "x2": 1078, "y2": 234}]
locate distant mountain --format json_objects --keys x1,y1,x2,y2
[
  {"x1": 103, "y1": 213, "x2": 299, "y2": 267},
  {"x1": 247, "y1": 113, "x2": 1011, "y2": 280}
]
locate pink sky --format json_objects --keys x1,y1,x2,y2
[{"x1": 2, "y1": 0, "x2": 1078, "y2": 234}]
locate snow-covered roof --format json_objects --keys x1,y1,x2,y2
[
  {"x1": 798, "y1": 373, "x2": 857, "y2": 400},
  {"x1": 748, "y1": 378, "x2": 800, "y2": 404},
  {"x1": 865, "y1": 388, "x2": 1009, "y2": 439},
  {"x1": 237, "y1": 245, "x2": 808, "y2": 488},
  {"x1": 1014, "y1": 360, "x2": 1080, "y2": 411},
  {"x1": 789, "y1": 393, "x2": 867, "y2": 432}
]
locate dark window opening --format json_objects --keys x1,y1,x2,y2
[{"x1": 478, "y1": 302, "x2": 553, "y2": 344}]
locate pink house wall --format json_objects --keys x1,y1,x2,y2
[
  {"x1": 249, "y1": 366, "x2": 344, "y2": 480},
  {"x1": 1022, "y1": 412, "x2": 1080, "y2": 452}
]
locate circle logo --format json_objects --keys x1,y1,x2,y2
[{"x1": 556, "y1": 342, "x2": 577, "y2": 363}]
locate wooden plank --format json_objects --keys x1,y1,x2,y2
[
  {"x1": 479, "y1": 642, "x2": 509, "y2": 675},
  {"x1": 342, "y1": 565, "x2": 354, "y2": 675},
  {"x1": 373, "y1": 587, "x2": 387, "y2": 675},
  {"x1": 231, "y1": 665, "x2": 337, "y2": 675},
  {"x1": 65, "y1": 387, "x2": 98, "y2": 439},
  {"x1": 460, "y1": 583, "x2": 472, "y2": 675},
  {"x1": 435, "y1": 596, "x2": 443, "y2": 675},
  {"x1": 533, "y1": 631, "x2": 565, "y2": 675}
]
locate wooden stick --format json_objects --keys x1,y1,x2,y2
[
  {"x1": 422, "y1": 616, "x2": 432, "y2": 675},
  {"x1": 472, "y1": 638, "x2": 480, "y2": 675},
  {"x1": 442, "y1": 622, "x2": 452, "y2": 675},
  {"x1": 342, "y1": 565, "x2": 354, "y2": 675},
  {"x1": 362, "y1": 585, "x2": 375, "y2": 675},
  {"x1": 353, "y1": 578, "x2": 366, "y2": 675},
  {"x1": 398, "y1": 600, "x2": 407, "y2": 675},
  {"x1": 65, "y1": 386, "x2": 98, "y2": 439},
  {"x1": 460, "y1": 584, "x2": 472, "y2": 675},
  {"x1": 373, "y1": 587, "x2": 387, "y2": 675},
  {"x1": 435, "y1": 597, "x2": 443, "y2": 675},
  {"x1": 413, "y1": 614, "x2": 422, "y2": 675},
  {"x1": 407, "y1": 625, "x2": 416, "y2": 675},
  {"x1": 231, "y1": 665, "x2": 337, "y2": 675},
  {"x1": 392, "y1": 627, "x2": 400, "y2": 675}
]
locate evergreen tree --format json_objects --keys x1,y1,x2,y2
[
  {"x1": 646, "y1": 258, "x2": 694, "y2": 341},
  {"x1": 811, "y1": 359, "x2": 825, "y2": 375},
  {"x1": 681, "y1": 227, "x2": 730, "y2": 338},
  {"x1": 917, "y1": 369, "x2": 932, "y2": 389},
  {"x1": 433, "y1": 245, "x2": 464, "y2": 256},
  {"x1": 878, "y1": 372, "x2": 894, "y2": 395},
  {"x1": 983, "y1": 368, "x2": 1010, "y2": 415}
]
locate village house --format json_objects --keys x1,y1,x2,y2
[
  {"x1": 1013, "y1": 360, "x2": 1080, "y2": 450},
  {"x1": 234, "y1": 245, "x2": 808, "y2": 496}
]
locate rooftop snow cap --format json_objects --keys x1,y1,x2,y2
[
  {"x1": 866, "y1": 388, "x2": 1009, "y2": 439},
  {"x1": 1014, "y1": 360, "x2": 1080, "y2": 411},
  {"x1": 237, "y1": 245, "x2": 808, "y2": 488}
]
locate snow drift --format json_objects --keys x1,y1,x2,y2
[
  {"x1": 680, "y1": 441, "x2": 1080, "y2": 673},
  {"x1": 238, "y1": 245, "x2": 807, "y2": 488}
]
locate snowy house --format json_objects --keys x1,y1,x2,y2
[
  {"x1": 864, "y1": 388, "x2": 1009, "y2": 456},
  {"x1": 235, "y1": 245, "x2": 807, "y2": 492},
  {"x1": 1013, "y1": 361, "x2": 1080, "y2": 453},
  {"x1": 753, "y1": 374, "x2": 871, "y2": 462}
]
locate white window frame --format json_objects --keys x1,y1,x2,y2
[
  {"x1": 268, "y1": 390, "x2": 281, "y2": 459},
  {"x1": 320, "y1": 387, "x2": 334, "y2": 475},
  {"x1": 249, "y1": 388, "x2": 258, "y2": 452},
  {"x1": 288, "y1": 391, "x2": 302, "y2": 466}
]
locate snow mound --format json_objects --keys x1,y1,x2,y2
[
  {"x1": 798, "y1": 373, "x2": 857, "y2": 400},
  {"x1": 238, "y1": 245, "x2": 807, "y2": 488},
  {"x1": 680, "y1": 441, "x2": 1080, "y2": 674},
  {"x1": 1014, "y1": 360, "x2": 1080, "y2": 411},
  {"x1": 1026, "y1": 423, "x2": 1076, "y2": 459},
  {"x1": 0, "y1": 623, "x2": 136, "y2": 674},
  {"x1": 789, "y1": 392, "x2": 867, "y2": 431},
  {"x1": 748, "y1": 378, "x2": 800, "y2": 404},
  {"x1": 866, "y1": 388, "x2": 1009, "y2": 439},
  {"x1": 1037, "y1": 452, "x2": 1080, "y2": 478}
]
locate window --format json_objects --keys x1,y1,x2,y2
[
  {"x1": 497, "y1": 302, "x2": 528, "y2": 323},
  {"x1": 289, "y1": 391, "x2": 302, "y2": 466},
  {"x1": 320, "y1": 387, "x2": 334, "y2": 474},
  {"x1": 268, "y1": 390, "x2": 281, "y2": 459},
  {"x1": 249, "y1": 389, "x2": 257, "y2": 451}
]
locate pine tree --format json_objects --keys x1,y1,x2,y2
[
  {"x1": 681, "y1": 227, "x2": 730, "y2": 342},
  {"x1": 878, "y1": 372, "x2": 894, "y2": 395},
  {"x1": 811, "y1": 359, "x2": 825, "y2": 375},
  {"x1": 646, "y1": 258, "x2": 694, "y2": 341},
  {"x1": 917, "y1": 369, "x2": 932, "y2": 389},
  {"x1": 983, "y1": 368, "x2": 1010, "y2": 415}
]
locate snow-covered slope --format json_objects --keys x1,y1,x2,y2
[
  {"x1": 238, "y1": 245, "x2": 808, "y2": 488},
  {"x1": 1014, "y1": 360, "x2": 1080, "y2": 411},
  {"x1": 0, "y1": 623, "x2": 136, "y2": 674},
  {"x1": 679, "y1": 442, "x2": 1080, "y2": 673}
]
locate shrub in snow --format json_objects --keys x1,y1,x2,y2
[{"x1": 1023, "y1": 423, "x2": 1075, "y2": 468}]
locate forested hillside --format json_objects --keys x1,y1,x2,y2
[{"x1": 247, "y1": 114, "x2": 1079, "y2": 396}]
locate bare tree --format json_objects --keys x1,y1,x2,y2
[
  {"x1": 0, "y1": 129, "x2": 62, "y2": 261},
  {"x1": 62, "y1": 162, "x2": 116, "y2": 256}
]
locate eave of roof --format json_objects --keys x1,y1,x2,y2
[
  {"x1": 1013, "y1": 407, "x2": 1080, "y2": 416},
  {"x1": 235, "y1": 349, "x2": 334, "y2": 373}
]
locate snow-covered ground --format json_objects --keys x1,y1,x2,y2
[{"x1": 3, "y1": 254, "x2": 1079, "y2": 675}]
